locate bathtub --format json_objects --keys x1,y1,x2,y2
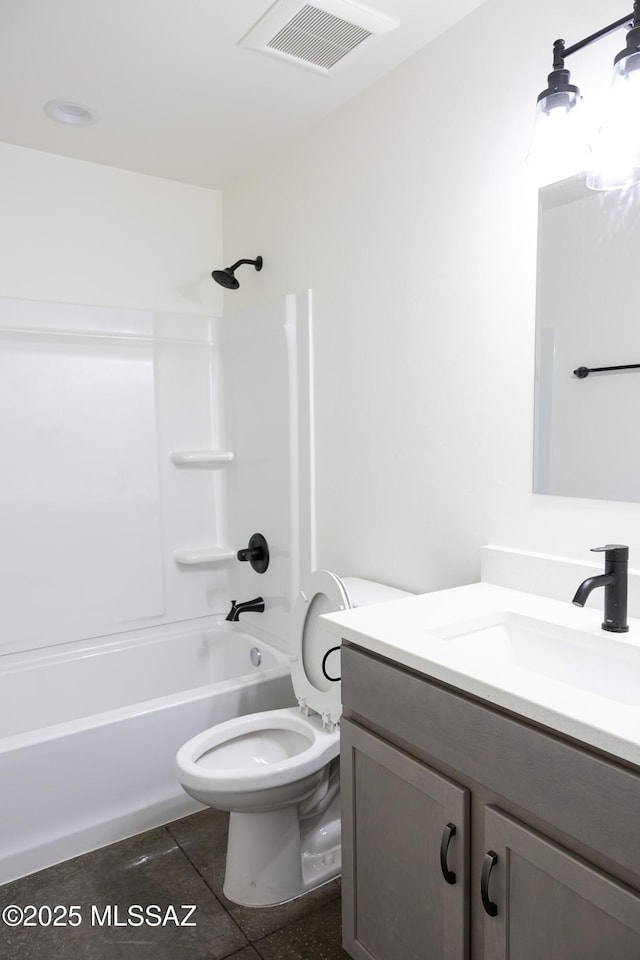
[{"x1": 0, "y1": 621, "x2": 295, "y2": 885}]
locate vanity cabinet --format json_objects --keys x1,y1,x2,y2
[
  {"x1": 483, "y1": 806, "x2": 640, "y2": 960},
  {"x1": 341, "y1": 643, "x2": 640, "y2": 960},
  {"x1": 341, "y1": 719, "x2": 468, "y2": 959}
]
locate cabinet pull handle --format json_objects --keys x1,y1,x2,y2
[
  {"x1": 481, "y1": 850, "x2": 499, "y2": 916},
  {"x1": 439, "y1": 822, "x2": 457, "y2": 884}
]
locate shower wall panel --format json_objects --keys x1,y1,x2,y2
[
  {"x1": 0, "y1": 298, "x2": 226, "y2": 657},
  {"x1": 220, "y1": 291, "x2": 314, "y2": 652}
]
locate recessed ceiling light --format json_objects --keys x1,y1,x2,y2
[{"x1": 43, "y1": 100, "x2": 98, "y2": 126}]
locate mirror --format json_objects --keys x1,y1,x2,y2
[{"x1": 534, "y1": 174, "x2": 640, "y2": 502}]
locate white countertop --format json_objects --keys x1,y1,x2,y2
[{"x1": 322, "y1": 582, "x2": 640, "y2": 768}]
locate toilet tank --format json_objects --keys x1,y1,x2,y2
[{"x1": 341, "y1": 577, "x2": 413, "y2": 607}]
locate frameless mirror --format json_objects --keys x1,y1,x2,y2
[{"x1": 534, "y1": 174, "x2": 640, "y2": 502}]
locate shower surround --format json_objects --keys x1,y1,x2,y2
[{"x1": 0, "y1": 291, "x2": 314, "y2": 882}]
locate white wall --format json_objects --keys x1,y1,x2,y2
[
  {"x1": 0, "y1": 144, "x2": 228, "y2": 655},
  {"x1": 0, "y1": 141, "x2": 223, "y2": 315},
  {"x1": 222, "y1": 0, "x2": 640, "y2": 595}
]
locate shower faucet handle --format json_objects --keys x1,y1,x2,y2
[
  {"x1": 236, "y1": 533, "x2": 269, "y2": 574},
  {"x1": 237, "y1": 547, "x2": 260, "y2": 561}
]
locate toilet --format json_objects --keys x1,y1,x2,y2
[{"x1": 175, "y1": 570, "x2": 411, "y2": 907}]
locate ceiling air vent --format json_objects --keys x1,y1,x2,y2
[
  {"x1": 240, "y1": 0, "x2": 398, "y2": 74},
  {"x1": 268, "y1": 5, "x2": 370, "y2": 70}
]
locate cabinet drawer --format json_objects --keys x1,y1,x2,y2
[{"x1": 342, "y1": 643, "x2": 640, "y2": 877}]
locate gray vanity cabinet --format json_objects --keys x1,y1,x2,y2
[
  {"x1": 483, "y1": 807, "x2": 640, "y2": 960},
  {"x1": 340, "y1": 642, "x2": 640, "y2": 960},
  {"x1": 341, "y1": 718, "x2": 468, "y2": 960}
]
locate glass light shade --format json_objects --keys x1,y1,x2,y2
[
  {"x1": 526, "y1": 97, "x2": 591, "y2": 185},
  {"x1": 586, "y1": 58, "x2": 640, "y2": 190}
]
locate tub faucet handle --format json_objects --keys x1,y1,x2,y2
[{"x1": 236, "y1": 533, "x2": 269, "y2": 573}]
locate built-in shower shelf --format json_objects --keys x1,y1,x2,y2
[
  {"x1": 174, "y1": 547, "x2": 236, "y2": 565},
  {"x1": 170, "y1": 450, "x2": 234, "y2": 465}
]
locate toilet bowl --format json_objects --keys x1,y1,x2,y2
[{"x1": 175, "y1": 570, "x2": 411, "y2": 907}]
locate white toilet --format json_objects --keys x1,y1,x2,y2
[{"x1": 175, "y1": 570, "x2": 410, "y2": 907}]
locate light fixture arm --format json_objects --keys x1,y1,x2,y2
[
  {"x1": 530, "y1": 3, "x2": 640, "y2": 190},
  {"x1": 552, "y1": 10, "x2": 635, "y2": 69}
]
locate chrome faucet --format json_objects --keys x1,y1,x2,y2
[
  {"x1": 572, "y1": 545, "x2": 629, "y2": 633},
  {"x1": 225, "y1": 597, "x2": 265, "y2": 622}
]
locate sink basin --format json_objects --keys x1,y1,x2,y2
[{"x1": 430, "y1": 612, "x2": 640, "y2": 705}]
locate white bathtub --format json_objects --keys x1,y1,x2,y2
[{"x1": 0, "y1": 621, "x2": 295, "y2": 884}]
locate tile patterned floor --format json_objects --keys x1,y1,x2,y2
[{"x1": 0, "y1": 809, "x2": 350, "y2": 960}]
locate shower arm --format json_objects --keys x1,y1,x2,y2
[{"x1": 228, "y1": 258, "x2": 260, "y2": 271}]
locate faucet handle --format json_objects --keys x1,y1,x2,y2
[
  {"x1": 236, "y1": 533, "x2": 270, "y2": 573},
  {"x1": 591, "y1": 545, "x2": 629, "y2": 561}
]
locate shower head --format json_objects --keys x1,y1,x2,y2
[
  {"x1": 212, "y1": 268, "x2": 240, "y2": 289},
  {"x1": 212, "y1": 256, "x2": 263, "y2": 289}
]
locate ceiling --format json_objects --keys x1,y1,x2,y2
[{"x1": 0, "y1": 0, "x2": 487, "y2": 190}]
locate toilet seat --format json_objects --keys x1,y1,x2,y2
[
  {"x1": 176, "y1": 707, "x2": 340, "y2": 796},
  {"x1": 290, "y1": 570, "x2": 349, "y2": 729}
]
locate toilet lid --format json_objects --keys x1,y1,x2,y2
[{"x1": 290, "y1": 570, "x2": 350, "y2": 727}]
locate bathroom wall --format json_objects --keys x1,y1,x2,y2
[
  {"x1": 222, "y1": 0, "x2": 640, "y2": 596},
  {"x1": 0, "y1": 142, "x2": 314, "y2": 658},
  {"x1": 0, "y1": 144, "x2": 228, "y2": 656},
  {"x1": 0, "y1": 140, "x2": 222, "y2": 315}
]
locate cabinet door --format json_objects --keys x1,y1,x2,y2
[
  {"x1": 341, "y1": 719, "x2": 469, "y2": 960},
  {"x1": 482, "y1": 806, "x2": 640, "y2": 960}
]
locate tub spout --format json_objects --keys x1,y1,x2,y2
[{"x1": 225, "y1": 597, "x2": 265, "y2": 621}]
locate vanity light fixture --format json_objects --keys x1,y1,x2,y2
[
  {"x1": 528, "y1": 4, "x2": 640, "y2": 190},
  {"x1": 527, "y1": 38, "x2": 591, "y2": 182}
]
